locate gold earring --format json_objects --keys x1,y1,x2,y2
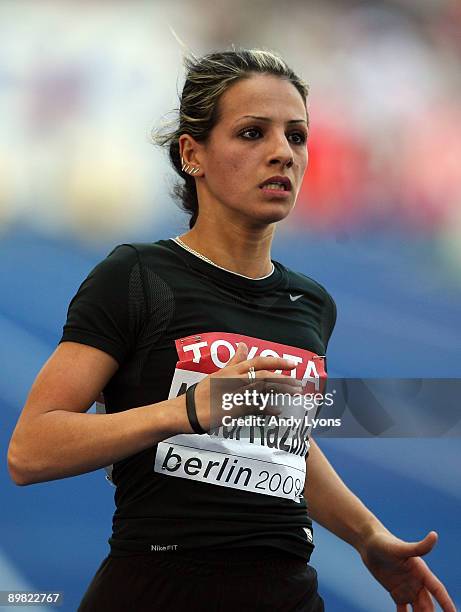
[{"x1": 181, "y1": 157, "x2": 199, "y2": 175}]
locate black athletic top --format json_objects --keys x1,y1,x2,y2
[{"x1": 59, "y1": 239, "x2": 336, "y2": 561}]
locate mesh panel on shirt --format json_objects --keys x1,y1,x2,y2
[{"x1": 120, "y1": 262, "x2": 175, "y2": 386}]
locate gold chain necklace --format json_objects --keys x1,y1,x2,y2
[{"x1": 173, "y1": 236, "x2": 275, "y2": 280}]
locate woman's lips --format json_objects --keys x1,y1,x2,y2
[{"x1": 259, "y1": 186, "x2": 291, "y2": 198}]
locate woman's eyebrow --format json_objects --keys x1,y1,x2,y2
[{"x1": 234, "y1": 115, "x2": 308, "y2": 125}]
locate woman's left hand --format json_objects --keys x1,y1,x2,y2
[{"x1": 358, "y1": 530, "x2": 456, "y2": 611}]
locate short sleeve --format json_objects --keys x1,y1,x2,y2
[
  {"x1": 59, "y1": 244, "x2": 146, "y2": 365},
  {"x1": 321, "y1": 291, "x2": 337, "y2": 350},
  {"x1": 298, "y1": 271, "x2": 337, "y2": 351}
]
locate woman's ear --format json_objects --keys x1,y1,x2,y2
[
  {"x1": 179, "y1": 134, "x2": 201, "y2": 166},
  {"x1": 179, "y1": 134, "x2": 204, "y2": 177}
]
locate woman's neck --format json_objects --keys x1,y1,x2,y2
[{"x1": 179, "y1": 222, "x2": 275, "y2": 280}]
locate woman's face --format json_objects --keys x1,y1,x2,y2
[{"x1": 192, "y1": 73, "x2": 309, "y2": 226}]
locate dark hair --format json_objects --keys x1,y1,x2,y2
[{"x1": 152, "y1": 48, "x2": 309, "y2": 228}]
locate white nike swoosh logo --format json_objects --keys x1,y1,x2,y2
[{"x1": 289, "y1": 294, "x2": 303, "y2": 302}]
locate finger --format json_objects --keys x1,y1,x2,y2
[
  {"x1": 229, "y1": 377, "x2": 303, "y2": 406},
  {"x1": 397, "y1": 605, "x2": 408, "y2": 612},
  {"x1": 414, "y1": 587, "x2": 434, "y2": 612},
  {"x1": 227, "y1": 343, "x2": 249, "y2": 366},
  {"x1": 262, "y1": 381, "x2": 305, "y2": 394},
  {"x1": 240, "y1": 377, "x2": 304, "y2": 402},
  {"x1": 254, "y1": 372, "x2": 304, "y2": 387},
  {"x1": 231, "y1": 372, "x2": 303, "y2": 397},
  {"x1": 420, "y1": 561, "x2": 457, "y2": 612},
  {"x1": 237, "y1": 355, "x2": 299, "y2": 375},
  {"x1": 255, "y1": 381, "x2": 305, "y2": 413},
  {"x1": 393, "y1": 532, "x2": 438, "y2": 559}
]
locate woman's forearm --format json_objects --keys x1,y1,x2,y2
[
  {"x1": 8, "y1": 395, "x2": 191, "y2": 485},
  {"x1": 305, "y1": 438, "x2": 389, "y2": 552}
]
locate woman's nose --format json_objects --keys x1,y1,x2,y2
[{"x1": 268, "y1": 135, "x2": 294, "y2": 168}]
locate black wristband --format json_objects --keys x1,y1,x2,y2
[{"x1": 186, "y1": 383, "x2": 207, "y2": 434}]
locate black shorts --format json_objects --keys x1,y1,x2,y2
[{"x1": 78, "y1": 548, "x2": 325, "y2": 612}]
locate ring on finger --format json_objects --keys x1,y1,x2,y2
[{"x1": 247, "y1": 366, "x2": 256, "y2": 382}]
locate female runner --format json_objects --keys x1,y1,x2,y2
[{"x1": 8, "y1": 48, "x2": 455, "y2": 612}]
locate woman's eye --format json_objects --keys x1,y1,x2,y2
[
  {"x1": 289, "y1": 132, "x2": 307, "y2": 144},
  {"x1": 240, "y1": 128, "x2": 307, "y2": 144},
  {"x1": 240, "y1": 128, "x2": 261, "y2": 139}
]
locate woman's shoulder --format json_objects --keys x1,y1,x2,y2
[
  {"x1": 276, "y1": 262, "x2": 337, "y2": 339},
  {"x1": 78, "y1": 241, "x2": 175, "y2": 289},
  {"x1": 105, "y1": 239, "x2": 171, "y2": 259},
  {"x1": 276, "y1": 261, "x2": 335, "y2": 304},
  {"x1": 98, "y1": 239, "x2": 179, "y2": 268}
]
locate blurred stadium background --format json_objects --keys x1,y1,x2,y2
[{"x1": 1, "y1": 0, "x2": 460, "y2": 610}]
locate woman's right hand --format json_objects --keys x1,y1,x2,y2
[{"x1": 192, "y1": 343, "x2": 303, "y2": 432}]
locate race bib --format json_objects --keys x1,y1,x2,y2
[{"x1": 154, "y1": 332, "x2": 326, "y2": 502}]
